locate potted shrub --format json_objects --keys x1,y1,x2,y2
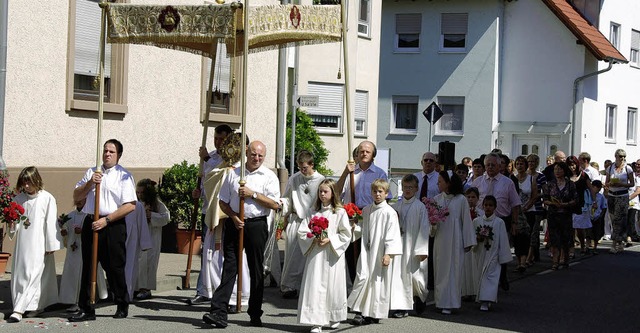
[
  {"x1": 0, "y1": 170, "x2": 15, "y2": 275},
  {"x1": 159, "y1": 161, "x2": 202, "y2": 254}
]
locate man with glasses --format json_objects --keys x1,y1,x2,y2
[{"x1": 414, "y1": 152, "x2": 440, "y2": 201}]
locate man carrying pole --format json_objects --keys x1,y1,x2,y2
[
  {"x1": 70, "y1": 139, "x2": 137, "y2": 322},
  {"x1": 203, "y1": 140, "x2": 280, "y2": 328}
]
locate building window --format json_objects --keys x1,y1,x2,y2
[
  {"x1": 440, "y1": 13, "x2": 468, "y2": 52},
  {"x1": 610, "y1": 22, "x2": 621, "y2": 49},
  {"x1": 436, "y1": 96, "x2": 464, "y2": 135},
  {"x1": 307, "y1": 82, "x2": 344, "y2": 133},
  {"x1": 627, "y1": 107, "x2": 637, "y2": 144},
  {"x1": 392, "y1": 96, "x2": 419, "y2": 134},
  {"x1": 605, "y1": 104, "x2": 617, "y2": 141},
  {"x1": 200, "y1": 43, "x2": 241, "y2": 124},
  {"x1": 395, "y1": 14, "x2": 421, "y2": 53},
  {"x1": 358, "y1": 0, "x2": 371, "y2": 38},
  {"x1": 66, "y1": 0, "x2": 128, "y2": 114},
  {"x1": 355, "y1": 90, "x2": 368, "y2": 136},
  {"x1": 631, "y1": 29, "x2": 640, "y2": 67}
]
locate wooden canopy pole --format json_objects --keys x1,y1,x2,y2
[
  {"x1": 90, "y1": 1, "x2": 108, "y2": 304},
  {"x1": 184, "y1": 43, "x2": 218, "y2": 289}
]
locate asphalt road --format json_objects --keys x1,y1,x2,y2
[{"x1": 2, "y1": 242, "x2": 640, "y2": 332}]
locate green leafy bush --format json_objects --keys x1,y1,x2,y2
[
  {"x1": 158, "y1": 161, "x2": 201, "y2": 230},
  {"x1": 286, "y1": 108, "x2": 332, "y2": 176}
]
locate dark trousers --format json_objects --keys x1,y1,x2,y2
[
  {"x1": 427, "y1": 236, "x2": 434, "y2": 290},
  {"x1": 499, "y1": 215, "x2": 513, "y2": 285},
  {"x1": 210, "y1": 217, "x2": 268, "y2": 320},
  {"x1": 345, "y1": 240, "x2": 359, "y2": 283},
  {"x1": 78, "y1": 216, "x2": 127, "y2": 313}
]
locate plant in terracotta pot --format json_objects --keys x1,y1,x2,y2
[
  {"x1": 159, "y1": 161, "x2": 202, "y2": 254},
  {"x1": 0, "y1": 170, "x2": 17, "y2": 274}
]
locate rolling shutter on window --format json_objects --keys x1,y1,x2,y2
[
  {"x1": 393, "y1": 96, "x2": 419, "y2": 104},
  {"x1": 441, "y1": 13, "x2": 468, "y2": 34},
  {"x1": 75, "y1": 0, "x2": 111, "y2": 77},
  {"x1": 632, "y1": 30, "x2": 640, "y2": 50},
  {"x1": 307, "y1": 82, "x2": 344, "y2": 118},
  {"x1": 396, "y1": 14, "x2": 422, "y2": 34},
  {"x1": 205, "y1": 43, "x2": 231, "y2": 93},
  {"x1": 355, "y1": 90, "x2": 368, "y2": 122}
]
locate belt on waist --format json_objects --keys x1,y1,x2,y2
[
  {"x1": 87, "y1": 214, "x2": 108, "y2": 220},
  {"x1": 244, "y1": 216, "x2": 268, "y2": 222},
  {"x1": 609, "y1": 190, "x2": 628, "y2": 196}
]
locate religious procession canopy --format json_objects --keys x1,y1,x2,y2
[{"x1": 104, "y1": 2, "x2": 342, "y2": 58}]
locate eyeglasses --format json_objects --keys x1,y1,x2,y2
[
  {"x1": 423, "y1": 158, "x2": 435, "y2": 162},
  {"x1": 616, "y1": 155, "x2": 626, "y2": 158}
]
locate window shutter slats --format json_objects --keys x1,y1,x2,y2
[
  {"x1": 441, "y1": 13, "x2": 468, "y2": 34},
  {"x1": 396, "y1": 14, "x2": 422, "y2": 34}
]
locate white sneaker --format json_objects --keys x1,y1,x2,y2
[
  {"x1": 329, "y1": 321, "x2": 340, "y2": 329},
  {"x1": 441, "y1": 308, "x2": 451, "y2": 315},
  {"x1": 310, "y1": 326, "x2": 322, "y2": 333},
  {"x1": 480, "y1": 302, "x2": 490, "y2": 311},
  {"x1": 7, "y1": 312, "x2": 22, "y2": 323}
]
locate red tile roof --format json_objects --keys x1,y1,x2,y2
[{"x1": 541, "y1": 0, "x2": 628, "y2": 63}]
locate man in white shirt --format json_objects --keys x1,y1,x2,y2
[
  {"x1": 70, "y1": 139, "x2": 137, "y2": 322},
  {"x1": 189, "y1": 124, "x2": 233, "y2": 306},
  {"x1": 579, "y1": 152, "x2": 600, "y2": 182},
  {"x1": 203, "y1": 141, "x2": 281, "y2": 329}
]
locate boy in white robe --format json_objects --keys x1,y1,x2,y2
[
  {"x1": 125, "y1": 201, "x2": 152, "y2": 302},
  {"x1": 280, "y1": 151, "x2": 325, "y2": 298},
  {"x1": 348, "y1": 179, "x2": 402, "y2": 325},
  {"x1": 59, "y1": 202, "x2": 108, "y2": 310},
  {"x1": 472, "y1": 195, "x2": 512, "y2": 311},
  {"x1": 390, "y1": 174, "x2": 429, "y2": 318}
]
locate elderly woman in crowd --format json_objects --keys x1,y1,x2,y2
[{"x1": 542, "y1": 162, "x2": 577, "y2": 270}]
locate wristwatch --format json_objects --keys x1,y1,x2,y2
[
  {"x1": 252, "y1": 192, "x2": 258, "y2": 199},
  {"x1": 105, "y1": 216, "x2": 112, "y2": 224}
]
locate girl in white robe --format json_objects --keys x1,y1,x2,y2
[
  {"x1": 58, "y1": 205, "x2": 108, "y2": 309},
  {"x1": 472, "y1": 196, "x2": 512, "y2": 311},
  {"x1": 8, "y1": 167, "x2": 63, "y2": 323},
  {"x1": 297, "y1": 179, "x2": 352, "y2": 333},
  {"x1": 134, "y1": 179, "x2": 171, "y2": 299},
  {"x1": 432, "y1": 171, "x2": 477, "y2": 315},
  {"x1": 390, "y1": 174, "x2": 429, "y2": 318},
  {"x1": 347, "y1": 179, "x2": 403, "y2": 325}
]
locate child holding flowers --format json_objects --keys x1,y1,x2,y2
[
  {"x1": 7, "y1": 167, "x2": 62, "y2": 323},
  {"x1": 347, "y1": 179, "x2": 402, "y2": 325},
  {"x1": 471, "y1": 195, "x2": 512, "y2": 312},
  {"x1": 297, "y1": 179, "x2": 352, "y2": 333}
]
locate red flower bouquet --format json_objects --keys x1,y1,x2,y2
[
  {"x1": 2, "y1": 201, "x2": 27, "y2": 225},
  {"x1": 306, "y1": 215, "x2": 329, "y2": 239},
  {"x1": 344, "y1": 203, "x2": 362, "y2": 223}
]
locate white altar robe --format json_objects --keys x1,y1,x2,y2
[
  {"x1": 280, "y1": 171, "x2": 324, "y2": 292},
  {"x1": 10, "y1": 190, "x2": 62, "y2": 313},
  {"x1": 390, "y1": 196, "x2": 430, "y2": 309},
  {"x1": 432, "y1": 193, "x2": 477, "y2": 310},
  {"x1": 347, "y1": 201, "x2": 403, "y2": 319},
  {"x1": 59, "y1": 210, "x2": 108, "y2": 304},
  {"x1": 125, "y1": 201, "x2": 152, "y2": 301},
  {"x1": 462, "y1": 207, "x2": 483, "y2": 297},
  {"x1": 297, "y1": 206, "x2": 352, "y2": 326},
  {"x1": 472, "y1": 214, "x2": 512, "y2": 303},
  {"x1": 137, "y1": 200, "x2": 170, "y2": 290}
]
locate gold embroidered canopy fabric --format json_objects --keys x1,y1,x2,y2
[{"x1": 105, "y1": 3, "x2": 342, "y2": 58}]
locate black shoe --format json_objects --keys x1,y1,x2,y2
[
  {"x1": 413, "y1": 297, "x2": 427, "y2": 315},
  {"x1": 249, "y1": 316, "x2": 262, "y2": 327},
  {"x1": 282, "y1": 290, "x2": 298, "y2": 299},
  {"x1": 227, "y1": 305, "x2": 237, "y2": 313},
  {"x1": 203, "y1": 313, "x2": 228, "y2": 328},
  {"x1": 392, "y1": 311, "x2": 408, "y2": 318},
  {"x1": 350, "y1": 314, "x2": 365, "y2": 326},
  {"x1": 364, "y1": 317, "x2": 379, "y2": 324},
  {"x1": 69, "y1": 312, "x2": 96, "y2": 322},
  {"x1": 188, "y1": 295, "x2": 211, "y2": 305}
]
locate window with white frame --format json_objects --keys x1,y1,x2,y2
[
  {"x1": 395, "y1": 13, "x2": 421, "y2": 52},
  {"x1": 202, "y1": 43, "x2": 241, "y2": 123},
  {"x1": 392, "y1": 96, "x2": 419, "y2": 134},
  {"x1": 358, "y1": 0, "x2": 371, "y2": 38},
  {"x1": 440, "y1": 13, "x2": 468, "y2": 52},
  {"x1": 67, "y1": 0, "x2": 128, "y2": 113},
  {"x1": 605, "y1": 104, "x2": 617, "y2": 141},
  {"x1": 355, "y1": 90, "x2": 368, "y2": 135},
  {"x1": 631, "y1": 30, "x2": 640, "y2": 67},
  {"x1": 436, "y1": 96, "x2": 464, "y2": 135},
  {"x1": 610, "y1": 22, "x2": 621, "y2": 49},
  {"x1": 627, "y1": 107, "x2": 637, "y2": 143},
  {"x1": 307, "y1": 82, "x2": 343, "y2": 133}
]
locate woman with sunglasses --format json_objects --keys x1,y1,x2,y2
[{"x1": 605, "y1": 149, "x2": 635, "y2": 253}]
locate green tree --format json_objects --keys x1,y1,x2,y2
[
  {"x1": 286, "y1": 108, "x2": 332, "y2": 176},
  {"x1": 158, "y1": 161, "x2": 201, "y2": 230}
]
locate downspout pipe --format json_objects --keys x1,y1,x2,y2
[
  {"x1": 275, "y1": 0, "x2": 289, "y2": 170},
  {"x1": 0, "y1": 0, "x2": 8, "y2": 156},
  {"x1": 570, "y1": 58, "x2": 615, "y2": 155}
]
